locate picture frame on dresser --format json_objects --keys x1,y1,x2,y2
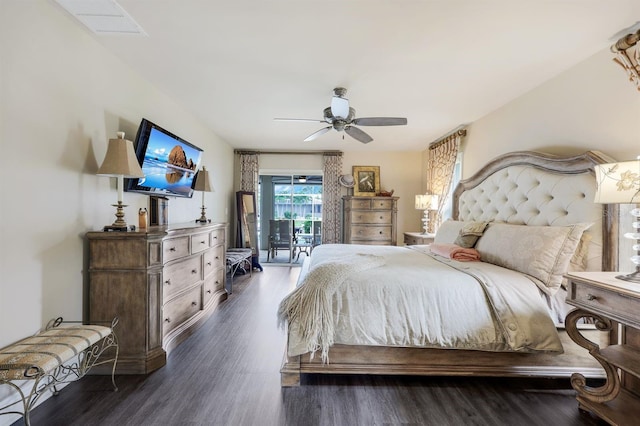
[{"x1": 352, "y1": 165, "x2": 380, "y2": 196}]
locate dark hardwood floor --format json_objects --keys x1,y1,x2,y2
[{"x1": 14, "y1": 266, "x2": 608, "y2": 426}]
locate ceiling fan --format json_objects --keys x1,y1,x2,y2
[{"x1": 274, "y1": 87, "x2": 407, "y2": 144}]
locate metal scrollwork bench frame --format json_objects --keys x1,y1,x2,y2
[{"x1": 0, "y1": 317, "x2": 119, "y2": 425}]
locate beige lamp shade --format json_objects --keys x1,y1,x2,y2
[
  {"x1": 594, "y1": 160, "x2": 640, "y2": 204},
  {"x1": 97, "y1": 132, "x2": 144, "y2": 178},
  {"x1": 415, "y1": 194, "x2": 438, "y2": 210},
  {"x1": 193, "y1": 166, "x2": 214, "y2": 192}
]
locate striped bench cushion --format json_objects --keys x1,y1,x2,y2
[{"x1": 0, "y1": 325, "x2": 112, "y2": 381}]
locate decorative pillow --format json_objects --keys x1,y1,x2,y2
[
  {"x1": 474, "y1": 222, "x2": 592, "y2": 295},
  {"x1": 434, "y1": 220, "x2": 465, "y2": 244},
  {"x1": 453, "y1": 221, "x2": 489, "y2": 248}
]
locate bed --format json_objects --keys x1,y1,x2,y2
[{"x1": 279, "y1": 150, "x2": 618, "y2": 386}]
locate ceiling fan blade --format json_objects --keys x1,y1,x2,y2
[
  {"x1": 304, "y1": 127, "x2": 332, "y2": 142},
  {"x1": 352, "y1": 117, "x2": 408, "y2": 126},
  {"x1": 274, "y1": 118, "x2": 325, "y2": 123},
  {"x1": 345, "y1": 126, "x2": 373, "y2": 144}
]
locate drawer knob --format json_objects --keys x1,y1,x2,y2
[
  {"x1": 192, "y1": 269, "x2": 197, "y2": 274},
  {"x1": 191, "y1": 301, "x2": 198, "y2": 306},
  {"x1": 165, "y1": 279, "x2": 171, "y2": 285},
  {"x1": 380, "y1": 216, "x2": 383, "y2": 219},
  {"x1": 207, "y1": 289, "x2": 212, "y2": 294},
  {"x1": 207, "y1": 261, "x2": 212, "y2": 266},
  {"x1": 379, "y1": 231, "x2": 383, "y2": 234},
  {"x1": 169, "y1": 247, "x2": 176, "y2": 252},
  {"x1": 215, "y1": 256, "x2": 220, "y2": 260},
  {"x1": 586, "y1": 294, "x2": 597, "y2": 301},
  {"x1": 213, "y1": 236, "x2": 218, "y2": 240},
  {"x1": 165, "y1": 318, "x2": 171, "y2": 323}
]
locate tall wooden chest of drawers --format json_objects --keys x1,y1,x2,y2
[
  {"x1": 343, "y1": 196, "x2": 399, "y2": 245},
  {"x1": 87, "y1": 222, "x2": 227, "y2": 374}
]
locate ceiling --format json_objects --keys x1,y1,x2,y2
[{"x1": 55, "y1": 1, "x2": 640, "y2": 152}]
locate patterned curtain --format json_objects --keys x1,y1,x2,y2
[
  {"x1": 239, "y1": 152, "x2": 259, "y2": 192},
  {"x1": 322, "y1": 152, "x2": 343, "y2": 244},
  {"x1": 426, "y1": 129, "x2": 465, "y2": 232}
]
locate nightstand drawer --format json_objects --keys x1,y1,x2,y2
[
  {"x1": 404, "y1": 233, "x2": 434, "y2": 245},
  {"x1": 571, "y1": 282, "x2": 637, "y2": 322}
]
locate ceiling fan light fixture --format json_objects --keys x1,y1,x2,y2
[{"x1": 331, "y1": 96, "x2": 349, "y2": 119}]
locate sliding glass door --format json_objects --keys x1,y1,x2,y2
[{"x1": 259, "y1": 175, "x2": 322, "y2": 265}]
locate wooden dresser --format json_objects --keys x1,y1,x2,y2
[
  {"x1": 565, "y1": 271, "x2": 640, "y2": 425},
  {"x1": 343, "y1": 196, "x2": 398, "y2": 245},
  {"x1": 87, "y1": 222, "x2": 227, "y2": 374}
]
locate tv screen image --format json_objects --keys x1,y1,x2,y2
[{"x1": 127, "y1": 119, "x2": 203, "y2": 198}]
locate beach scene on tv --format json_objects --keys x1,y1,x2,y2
[{"x1": 139, "y1": 127, "x2": 202, "y2": 196}]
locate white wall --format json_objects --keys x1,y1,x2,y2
[
  {"x1": 243, "y1": 151, "x2": 424, "y2": 245},
  {"x1": 463, "y1": 48, "x2": 640, "y2": 176},
  {"x1": 0, "y1": 0, "x2": 234, "y2": 353},
  {"x1": 343, "y1": 151, "x2": 424, "y2": 241}
]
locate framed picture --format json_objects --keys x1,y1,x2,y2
[{"x1": 352, "y1": 166, "x2": 380, "y2": 196}]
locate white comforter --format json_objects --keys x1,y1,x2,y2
[{"x1": 279, "y1": 244, "x2": 563, "y2": 361}]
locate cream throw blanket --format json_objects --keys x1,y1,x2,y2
[{"x1": 277, "y1": 253, "x2": 385, "y2": 362}]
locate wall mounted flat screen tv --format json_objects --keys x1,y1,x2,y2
[{"x1": 126, "y1": 118, "x2": 203, "y2": 198}]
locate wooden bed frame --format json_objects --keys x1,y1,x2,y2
[{"x1": 281, "y1": 150, "x2": 619, "y2": 386}]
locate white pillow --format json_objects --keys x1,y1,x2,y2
[
  {"x1": 474, "y1": 222, "x2": 592, "y2": 295},
  {"x1": 434, "y1": 220, "x2": 465, "y2": 244}
]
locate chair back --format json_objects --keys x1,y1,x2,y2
[{"x1": 312, "y1": 221, "x2": 322, "y2": 246}]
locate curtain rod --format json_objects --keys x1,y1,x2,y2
[
  {"x1": 429, "y1": 125, "x2": 467, "y2": 150},
  {"x1": 234, "y1": 149, "x2": 342, "y2": 156}
]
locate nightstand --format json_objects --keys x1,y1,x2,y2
[
  {"x1": 565, "y1": 271, "x2": 640, "y2": 425},
  {"x1": 403, "y1": 232, "x2": 435, "y2": 245}
]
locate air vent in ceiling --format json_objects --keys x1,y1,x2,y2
[{"x1": 54, "y1": 0, "x2": 147, "y2": 36}]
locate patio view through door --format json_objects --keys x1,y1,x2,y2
[{"x1": 258, "y1": 174, "x2": 322, "y2": 265}]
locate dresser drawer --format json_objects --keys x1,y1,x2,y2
[
  {"x1": 210, "y1": 228, "x2": 225, "y2": 247},
  {"x1": 163, "y1": 255, "x2": 202, "y2": 297},
  {"x1": 163, "y1": 236, "x2": 190, "y2": 262},
  {"x1": 572, "y1": 282, "x2": 637, "y2": 322},
  {"x1": 203, "y1": 268, "x2": 225, "y2": 305},
  {"x1": 163, "y1": 285, "x2": 202, "y2": 335},
  {"x1": 191, "y1": 232, "x2": 211, "y2": 254},
  {"x1": 350, "y1": 211, "x2": 392, "y2": 224},
  {"x1": 203, "y1": 245, "x2": 224, "y2": 277},
  {"x1": 370, "y1": 199, "x2": 394, "y2": 210},
  {"x1": 351, "y1": 225, "x2": 391, "y2": 241},
  {"x1": 348, "y1": 198, "x2": 373, "y2": 209}
]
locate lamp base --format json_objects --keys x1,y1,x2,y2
[
  {"x1": 195, "y1": 205, "x2": 210, "y2": 223},
  {"x1": 616, "y1": 269, "x2": 640, "y2": 283}
]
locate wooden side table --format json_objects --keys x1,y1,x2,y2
[
  {"x1": 403, "y1": 232, "x2": 435, "y2": 245},
  {"x1": 565, "y1": 271, "x2": 640, "y2": 425}
]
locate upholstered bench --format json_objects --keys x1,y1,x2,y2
[
  {"x1": 225, "y1": 248, "x2": 253, "y2": 293},
  {"x1": 0, "y1": 317, "x2": 119, "y2": 426}
]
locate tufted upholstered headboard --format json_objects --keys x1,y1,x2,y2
[{"x1": 452, "y1": 151, "x2": 619, "y2": 272}]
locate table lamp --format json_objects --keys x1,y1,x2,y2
[
  {"x1": 415, "y1": 194, "x2": 439, "y2": 234},
  {"x1": 97, "y1": 131, "x2": 144, "y2": 231},
  {"x1": 194, "y1": 166, "x2": 214, "y2": 223},
  {"x1": 594, "y1": 158, "x2": 640, "y2": 282}
]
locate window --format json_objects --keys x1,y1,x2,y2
[{"x1": 441, "y1": 152, "x2": 463, "y2": 221}]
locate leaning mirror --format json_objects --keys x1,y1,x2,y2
[{"x1": 236, "y1": 191, "x2": 261, "y2": 270}]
